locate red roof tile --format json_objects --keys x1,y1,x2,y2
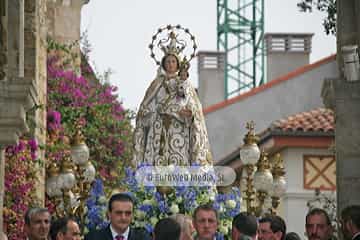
[{"x1": 272, "y1": 108, "x2": 334, "y2": 133}]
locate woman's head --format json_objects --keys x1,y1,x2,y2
[{"x1": 162, "y1": 54, "x2": 180, "y2": 74}]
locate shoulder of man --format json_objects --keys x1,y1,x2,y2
[
  {"x1": 129, "y1": 227, "x2": 151, "y2": 240},
  {"x1": 84, "y1": 226, "x2": 111, "y2": 240}
]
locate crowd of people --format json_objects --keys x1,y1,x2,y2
[{"x1": 11, "y1": 192, "x2": 360, "y2": 240}]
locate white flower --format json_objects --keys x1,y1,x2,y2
[
  {"x1": 99, "y1": 196, "x2": 107, "y2": 204},
  {"x1": 143, "y1": 199, "x2": 153, "y2": 205},
  {"x1": 219, "y1": 224, "x2": 229, "y2": 235},
  {"x1": 150, "y1": 216, "x2": 158, "y2": 226},
  {"x1": 136, "y1": 221, "x2": 145, "y2": 228},
  {"x1": 170, "y1": 204, "x2": 180, "y2": 214},
  {"x1": 176, "y1": 196, "x2": 183, "y2": 203},
  {"x1": 209, "y1": 191, "x2": 216, "y2": 201},
  {"x1": 219, "y1": 204, "x2": 224, "y2": 213},
  {"x1": 226, "y1": 199, "x2": 237, "y2": 209},
  {"x1": 135, "y1": 209, "x2": 146, "y2": 219},
  {"x1": 100, "y1": 208, "x2": 107, "y2": 218}
]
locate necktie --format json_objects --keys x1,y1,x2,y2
[{"x1": 115, "y1": 235, "x2": 124, "y2": 240}]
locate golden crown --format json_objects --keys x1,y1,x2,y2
[{"x1": 149, "y1": 24, "x2": 197, "y2": 66}]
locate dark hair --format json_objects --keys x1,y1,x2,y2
[
  {"x1": 193, "y1": 203, "x2": 218, "y2": 221},
  {"x1": 154, "y1": 218, "x2": 181, "y2": 240},
  {"x1": 306, "y1": 208, "x2": 331, "y2": 226},
  {"x1": 285, "y1": 232, "x2": 301, "y2": 240},
  {"x1": 24, "y1": 207, "x2": 50, "y2": 225},
  {"x1": 108, "y1": 193, "x2": 134, "y2": 212},
  {"x1": 259, "y1": 216, "x2": 286, "y2": 240},
  {"x1": 50, "y1": 217, "x2": 78, "y2": 240},
  {"x1": 341, "y1": 205, "x2": 360, "y2": 229},
  {"x1": 161, "y1": 54, "x2": 180, "y2": 72},
  {"x1": 232, "y1": 212, "x2": 258, "y2": 237}
]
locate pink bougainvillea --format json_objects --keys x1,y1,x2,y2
[
  {"x1": 4, "y1": 139, "x2": 40, "y2": 240},
  {"x1": 47, "y1": 49, "x2": 133, "y2": 185},
  {"x1": 3, "y1": 40, "x2": 133, "y2": 236}
]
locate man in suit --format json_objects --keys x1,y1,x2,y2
[
  {"x1": 258, "y1": 215, "x2": 286, "y2": 240},
  {"x1": 305, "y1": 208, "x2": 333, "y2": 240},
  {"x1": 341, "y1": 205, "x2": 360, "y2": 240},
  {"x1": 232, "y1": 212, "x2": 258, "y2": 240},
  {"x1": 85, "y1": 193, "x2": 151, "y2": 240},
  {"x1": 24, "y1": 207, "x2": 51, "y2": 240}
]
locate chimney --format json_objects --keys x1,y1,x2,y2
[
  {"x1": 197, "y1": 51, "x2": 226, "y2": 108},
  {"x1": 265, "y1": 33, "x2": 313, "y2": 81}
]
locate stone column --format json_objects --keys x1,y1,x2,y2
[
  {"x1": 0, "y1": 0, "x2": 7, "y2": 81},
  {"x1": 24, "y1": 0, "x2": 48, "y2": 205},
  {"x1": 333, "y1": 78, "x2": 360, "y2": 208},
  {"x1": 0, "y1": 0, "x2": 7, "y2": 233},
  {"x1": 46, "y1": 0, "x2": 89, "y2": 72},
  {"x1": 0, "y1": 0, "x2": 43, "y2": 228},
  {"x1": 334, "y1": 1, "x2": 360, "y2": 213},
  {"x1": 7, "y1": 0, "x2": 24, "y2": 78},
  {"x1": 0, "y1": 147, "x2": 4, "y2": 233}
]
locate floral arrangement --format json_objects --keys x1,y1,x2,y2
[
  {"x1": 3, "y1": 139, "x2": 41, "y2": 240},
  {"x1": 84, "y1": 178, "x2": 109, "y2": 233},
  {"x1": 85, "y1": 165, "x2": 242, "y2": 239}
]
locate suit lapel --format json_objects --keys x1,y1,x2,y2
[
  {"x1": 105, "y1": 225, "x2": 114, "y2": 240},
  {"x1": 128, "y1": 227, "x2": 133, "y2": 240}
]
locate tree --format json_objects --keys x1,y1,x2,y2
[{"x1": 297, "y1": 0, "x2": 337, "y2": 35}]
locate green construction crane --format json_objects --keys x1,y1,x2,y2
[{"x1": 217, "y1": 0, "x2": 265, "y2": 99}]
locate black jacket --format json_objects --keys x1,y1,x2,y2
[{"x1": 85, "y1": 225, "x2": 151, "y2": 240}]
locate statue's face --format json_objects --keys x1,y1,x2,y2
[{"x1": 164, "y1": 55, "x2": 178, "y2": 74}]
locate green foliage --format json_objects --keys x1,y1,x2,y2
[{"x1": 297, "y1": 0, "x2": 337, "y2": 35}]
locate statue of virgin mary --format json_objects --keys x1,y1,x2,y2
[{"x1": 132, "y1": 25, "x2": 213, "y2": 167}]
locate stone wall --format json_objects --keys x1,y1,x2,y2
[
  {"x1": 333, "y1": 1, "x2": 360, "y2": 213},
  {"x1": 24, "y1": 0, "x2": 48, "y2": 205},
  {"x1": 0, "y1": 0, "x2": 48, "y2": 231}
]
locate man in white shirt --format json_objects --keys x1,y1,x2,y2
[{"x1": 85, "y1": 193, "x2": 150, "y2": 240}]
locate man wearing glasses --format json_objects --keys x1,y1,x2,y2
[
  {"x1": 85, "y1": 193, "x2": 150, "y2": 240},
  {"x1": 340, "y1": 205, "x2": 360, "y2": 240}
]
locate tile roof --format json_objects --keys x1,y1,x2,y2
[
  {"x1": 219, "y1": 108, "x2": 334, "y2": 166},
  {"x1": 272, "y1": 108, "x2": 334, "y2": 133}
]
